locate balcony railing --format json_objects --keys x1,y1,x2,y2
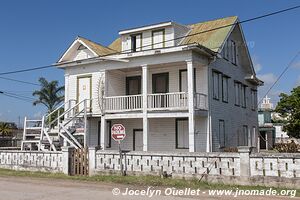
[
  {"x1": 104, "y1": 95, "x2": 142, "y2": 113},
  {"x1": 147, "y1": 92, "x2": 188, "y2": 110},
  {"x1": 104, "y1": 92, "x2": 208, "y2": 113}
]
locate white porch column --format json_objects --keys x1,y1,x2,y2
[
  {"x1": 100, "y1": 117, "x2": 107, "y2": 150},
  {"x1": 142, "y1": 64, "x2": 148, "y2": 151},
  {"x1": 187, "y1": 60, "x2": 195, "y2": 152}
]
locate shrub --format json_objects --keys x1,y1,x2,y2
[{"x1": 274, "y1": 140, "x2": 299, "y2": 153}]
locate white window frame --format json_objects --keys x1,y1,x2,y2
[
  {"x1": 219, "y1": 120, "x2": 225, "y2": 148},
  {"x1": 222, "y1": 75, "x2": 229, "y2": 103},
  {"x1": 251, "y1": 89, "x2": 257, "y2": 110},
  {"x1": 212, "y1": 71, "x2": 220, "y2": 100},
  {"x1": 152, "y1": 29, "x2": 165, "y2": 49}
]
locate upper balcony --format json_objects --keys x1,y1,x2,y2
[
  {"x1": 102, "y1": 61, "x2": 208, "y2": 114},
  {"x1": 104, "y1": 92, "x2": 207, "y2": 113}
]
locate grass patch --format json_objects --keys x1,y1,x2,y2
[{"x1": 0, "y1": 168, "x2": 298, "y2": 197}]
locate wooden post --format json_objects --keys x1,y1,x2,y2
[
  {"x1": 100, "y1": 117, "x2": 107, "y2": 150},
  {"x1": 257, "y1": 135, "x2": 260, "y2": 153},
  {"x1": 118, "y1": 141, "x2": 124, "y2": 176},
  {"x1": 142, "y1": 65, "x2": 148, "y2": 152},
  {"x1": 187, "y1": 59, "x2": 195, "y2": 152},
  {"x1": 84, "y1": 100, "x2": 87, "y2": 148},
  {"x1": 265, "y1": 132, "x2": 268, "y2": 151}
]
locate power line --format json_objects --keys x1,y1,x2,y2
[
  {"x1": 0, "y1": 76, "x2": 40, "y2": 86},
  {"x1": 0, "y1": 92, "x2": 34, "y2": 103},
  {"x1": 258, "y1": 50, "x2": 300, "y2": 105},
  {"x1": 0, "y1": 65, "x2": 53, "y2": 76},
  {"x1": 0, "y1": 5, "x2": 299, "y2": 76},
  {"x1": 0, "y1": 90, "x2": 36, "y2": 102}
]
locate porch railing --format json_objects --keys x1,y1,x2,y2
[
  {"x1": 103, "y1": 92, "x2": 208, "y2": 113},
  {"x1": 147, "y1": 92, "x2": 188, "y2": 110},
  {"x1": 104, "y1": 94, "x2": 142, "y2": 113}
]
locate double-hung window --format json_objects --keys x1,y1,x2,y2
[
  {"x1": 222, "y1": 40, "x2": 238, "y2": 64},
  {"x1": 152, "y1": 29, "x2": 165, "y2": 49},
  {"x1": 234, "y1": 81, "x2": 240, "y2": 106},
  {"x1": 251, "y1": 89, "x2": 257, "y2": 110},
  {"x1": 222, "y1": 75, "x2": 229, "y2": 102},
  {"x1": 131, "y1": 33, "x2": 142, "y2": 52},
  {"x1": 241, "y1": 85, "x2": 247, "y2": 108},
  {"x1": 219, "y1": 120, "x2": 225, "y2": 148},
  {"x1": 212, "y1": 71, "x2": 220, "y2": 100}
]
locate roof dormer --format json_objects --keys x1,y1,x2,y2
[{"x1": 118, "y1": 21, "x2": 190, "y2": 52}]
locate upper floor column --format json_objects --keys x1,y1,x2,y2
[
  {"x1": 186, "y1": 59, "x2": 195, "y2": 152},
  {"x1": 142, "y1": 64, "x2": 149, "y2": 151}
]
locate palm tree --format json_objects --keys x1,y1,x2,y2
[
  {"x1": 0, "y1": 122, "x2": 11, "y2": 136},
  {"x1": 33, "y1": 77, "x2": 64, "y2": 113}
]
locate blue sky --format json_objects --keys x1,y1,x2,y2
[{"x1": 0, "y1": 0, "x2": 300, "y2": 124}]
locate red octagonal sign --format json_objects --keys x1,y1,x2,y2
[{"x1": 111, "y1": 124, "x2": 126, "y2": 142}]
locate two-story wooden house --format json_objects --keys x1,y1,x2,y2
[{"x1": 22, "y1": 16, "x2": 262, "y2": 152}]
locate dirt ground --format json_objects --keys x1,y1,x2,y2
[{"x1": 0, "y1": 176, "x2": 297, "y2": 200}]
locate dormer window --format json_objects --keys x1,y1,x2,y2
[
  {"x1": 152, "y1": 29, "x2": 165, "y2": 49},
  {"x1": 77, "y1": 44, "x2": 87, "y2": 50},
  {"x1": 131, "y1": 33, "x2": 142, "y2": 52}
]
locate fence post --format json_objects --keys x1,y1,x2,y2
[
  {"x1": 88, "y1": 147, "x2": 96, "y2": 176},
  {"x1": 62, "y1": 146, "x2": 73, "y2": 175},
  {"x1": 238, "y1": 146, "x2": 251, "y2": 178}
]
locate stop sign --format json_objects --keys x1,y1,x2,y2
[{"x1": 111, "y1": 124, "x2": 126, "y2": 142}]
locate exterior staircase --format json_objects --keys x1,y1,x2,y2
[{"x1": 21, "y1": 99, "x2": 89, "y2": 151}]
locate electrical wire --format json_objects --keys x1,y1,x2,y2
[
  {"x1": 0, "y1": 5, "x2": 299, "y2": 76},
  {"x1": 0, "y1": 76, "x2": 40, "y2": 86},
  {"x1": 257, "y1": 50, "x2": 300, "y2": 105},
  {"x1": 0, "y1": 93, "x2": 33, "y2": 103}
]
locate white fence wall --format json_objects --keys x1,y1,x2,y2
[
  {"x1": 91, "y1": 148, "x2": 300, "y2": 188},
  {"x1": 250, "y1": 153, "x2": 300, "y2": 178},
  {"x1": 95, "y1": 151, "x2": 240, "y2": 177},
  {"x1": 0, "y1": 151, "x2": 63, "y2": 172}
]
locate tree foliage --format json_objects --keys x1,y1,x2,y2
[
  {"x1": 0, "y1": 122, "x2": 12, "y2": 136},
  {"x1": 275, "y1": 86, "x2": 300, "y2": 138},
  {"x1": 33, "y1": 77, "x2": 64, "y2": 113}
]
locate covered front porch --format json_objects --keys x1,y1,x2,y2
[{"x1": 99, "y1": 116, "x2": 209, "y2": 152}]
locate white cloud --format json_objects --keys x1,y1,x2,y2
[
  {"x1": 252, "y1": 56, "x2": 262, "y2": 73},
  {"x1": 257, "y1": 73, "x2": 277, "y2": 85},
  {"x1": 292, "y1": 61, "x2": 300, "y2": 69}
]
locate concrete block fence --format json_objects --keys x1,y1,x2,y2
[
  {"x1": 1, "y1": 146, "x2": 300, "y2": 188},
  {"x1": 0, "y1": 150, "x2": 63, "y2": 172}
]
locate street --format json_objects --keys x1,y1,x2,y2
[{"x1": 0, "y1": 176, "x2": 296, "y2": 200}]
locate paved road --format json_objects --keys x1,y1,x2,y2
[{"x1": 0, "y1": 176, "x2": 296, "y2": 200}]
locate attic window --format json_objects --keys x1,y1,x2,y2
[
  {"x1": 78, "y1": 44, "x2": 87, "y2": 50},
  {"x1": 222, "y1": 40, "x2": 238, "y2": 65}
]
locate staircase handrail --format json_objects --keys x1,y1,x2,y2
[
  {"x1": 45, "y1": 99, "x2": 76, "y2": 123},
  {"x1": 45, "y1": 99, "x2": 88, "y2": 128}
]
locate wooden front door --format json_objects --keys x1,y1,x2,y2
[
  {"x1": 133, "y1": 129, "x2": 143, "y2": 151},
  {"x1": 77, "y1": 76, "x2": 91, "y2": 112}
]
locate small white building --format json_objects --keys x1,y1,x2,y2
[{"x1": 23, "y1": 16, "x2": 262, "y2": 152}]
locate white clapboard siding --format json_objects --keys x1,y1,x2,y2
[
  {"x1": 210, "y1": 25, "x2": 258, "y2": 151},
  {"x1": 104, "y1": 117, "x2": 207, "y2": 152}
]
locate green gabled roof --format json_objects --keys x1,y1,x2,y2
[
  {"x1": 181, "y1": 16, "x2": 238, "y2": 52},
  {"x1": 78, "y1": 36, "x2": 117, "y2": 56},
  {"x1": 108, "y1": 16, "x2": 237, "y2": 53},
  {"x1": 108, "y1": 37, "x2": 121, "y2": 52}
]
